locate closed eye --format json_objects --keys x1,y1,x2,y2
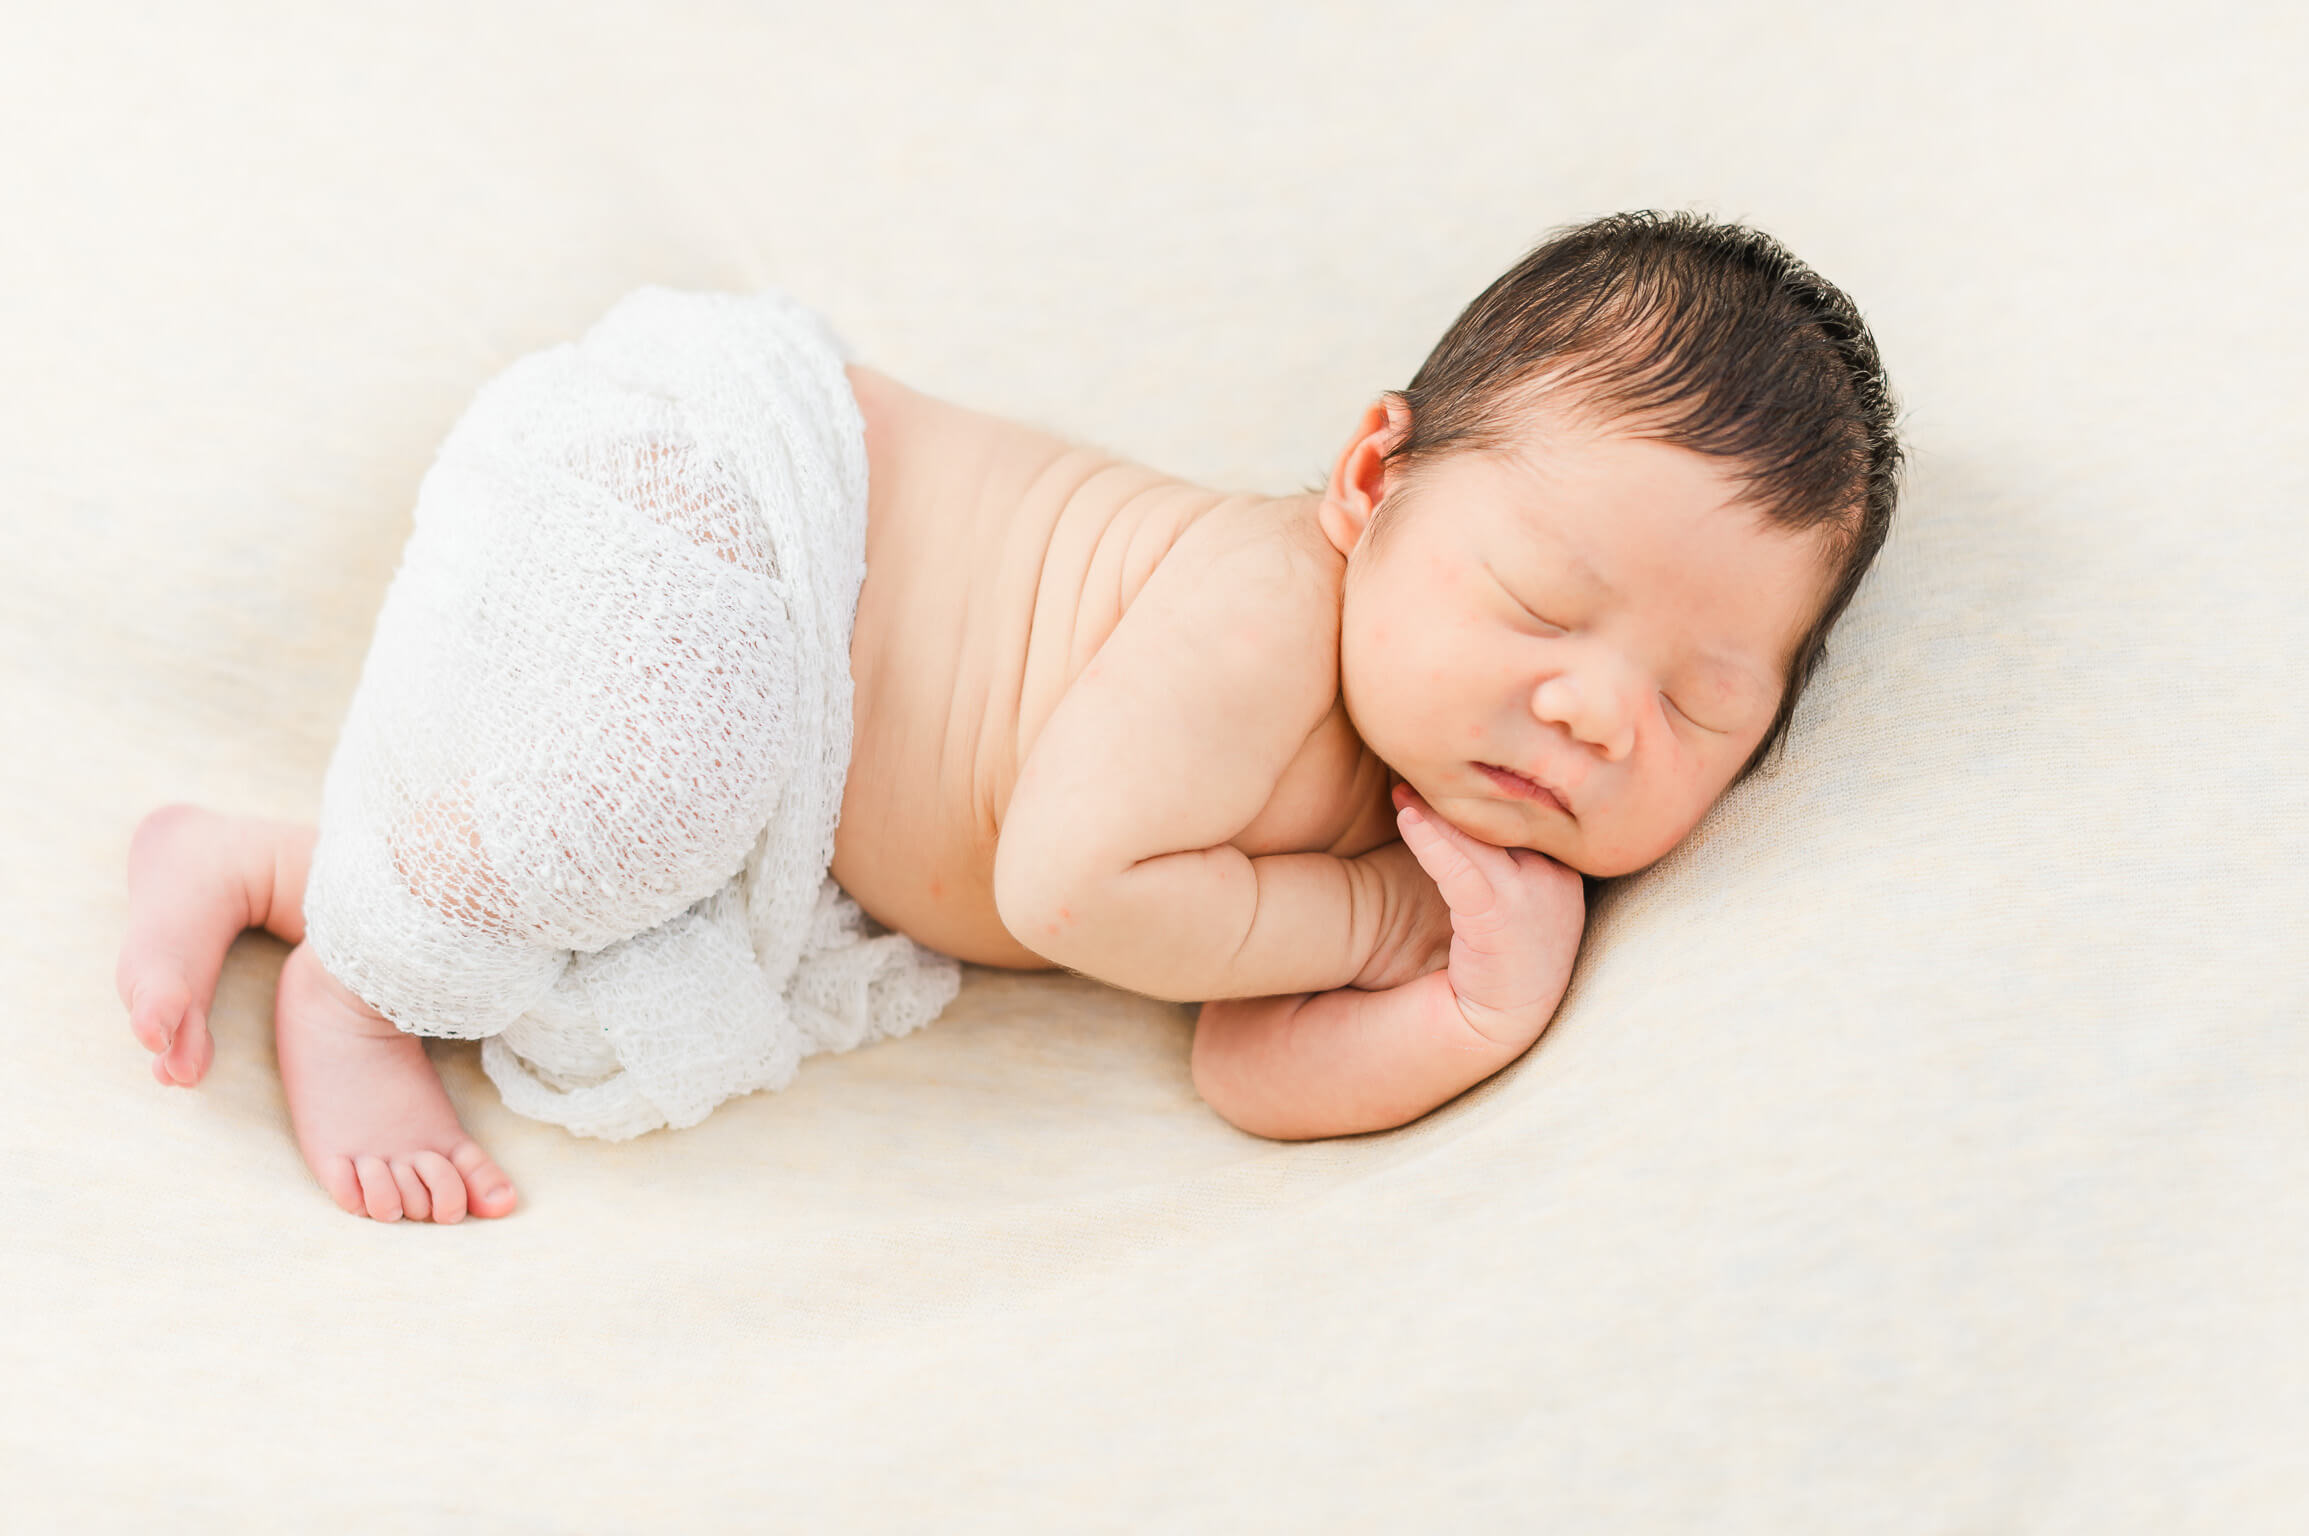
[
  {"x1": 1664, "y1": 694, "x2": 1726, "y2": 734},
  {"x1": 1484, "y1": 562, "x2": 1568, "y2": 634},
  {"x1": 1509, "y1": 596, "x2": 1568, "y2": 635}
]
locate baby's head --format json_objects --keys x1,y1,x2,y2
[{"x1": 1319, "y1": 210, "x2": 1902, "y2": 877}]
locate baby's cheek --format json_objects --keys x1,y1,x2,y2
[{"x1": 1635, "y1": 778, "x2": 1723, "y2": 866}]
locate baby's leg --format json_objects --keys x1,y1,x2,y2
[
  {"x1": 272, "y1": 942, "x2": 515, "y2": 1223},
  {"x1": 118, "y1": 805, "x2": 516, "y2": 1222},
  {"x1": 119, "y1": 805, "x2": 312, "y2": 1087}
]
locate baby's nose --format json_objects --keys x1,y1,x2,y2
[{"x1": 1533, "y1": 673, "x2": 1636, "y2": 762}]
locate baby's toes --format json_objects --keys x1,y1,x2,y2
[
  {"x1": 450, "y1": 1142, "x2": 518, "y2": 1219},
  {"x1": 156, "y1": 1009, "x2": 213, "y2": 1087},
  {"x1": 413, "y1": 1151, "x2": 467, "y2": 1225},
  {"x1": 127, "y1": 977, "x2": 190, "y2": 1056},
  {"x1": 318, "y1": 1156, "x2": 364, "y2": 1218},
  {"x1": 354, "y1": 1154, "x2": 405, "y2": 1222},
  {"x1": 388, "y1": 1159, "x2": 433, "y2": 1223}
]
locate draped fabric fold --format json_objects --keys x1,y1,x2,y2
[{"x1": 305, "y1": 288, "x2": 961, "y2": 1139}]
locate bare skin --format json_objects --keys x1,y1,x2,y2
[
  {"x1": 990, "y1": 391, "x2": 1834, "y2": 1134},
  {"x1": 828, "y1": 366, "x2": 1405, "y2": 965},
  {"x1": 119, "y1": 363, "x2": 1833, "y2": 1213},
  {"x1": 119, "y1": 805, "x2": 517, "y2": 1222}
]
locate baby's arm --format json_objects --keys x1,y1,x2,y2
[
  {"x1": 1191, "y1": 973, "x2": 1517, "y2": 1139},
  {"x1": 994, "y1": 520, "x2": 1419, "y2": 1002},
  {"x1": 1194, "y1": 785, "x2": 1587, "y2": 1139}
]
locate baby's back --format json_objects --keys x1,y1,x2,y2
[{"x1": 831, "y1": 368, "x2": 1398, "y2": 968}]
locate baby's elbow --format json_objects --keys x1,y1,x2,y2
[
  {"x1": 1191, "y1": 1041, "x2": 1286, "y2": 1140},
  {"x1": 991, "y1": 841, "x2": 1119, "y2": 981},
  {"x1": 1192, "y1": 999, "x2": 1327, "y2": 1141},
  {"x1": 990, "y1": 829, "x2": 1072, "y2": 962},
  {"x1": 994, "y1": 834, "x2": 1198, "y2": 995}
]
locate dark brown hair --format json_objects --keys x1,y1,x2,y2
[{"x1": 1384, "y1": 210, "x2": 1903, "y2": 781}]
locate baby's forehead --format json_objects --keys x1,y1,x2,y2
[
  {"x1": 1428, "y1": 445, "x2": 1835, "y2": 637},
  {"x1": 1450, "y1": 419, "x2": 1771, "y2": 534}
]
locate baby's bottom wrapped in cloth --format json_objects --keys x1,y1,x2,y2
[{"x1": 304, "y1": 288, "x2": 961, "y2": 1141}]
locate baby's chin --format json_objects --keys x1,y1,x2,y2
[
  {"x1": 1433, "y1": 791, "x2": 1675, "y2": 878},
  {"x1": 1432, "y1": 791, "x2": 1580, "y2": 861}
]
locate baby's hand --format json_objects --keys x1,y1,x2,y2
[
  {"x1": 1345, "y1": 836, "x2": 1456, "y2": 992},
  {"x1": 1389, "y1": 784, "x2": 1585, "y2": 1046}
]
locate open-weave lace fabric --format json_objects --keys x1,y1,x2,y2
[{"x1": 304, "y1": 288, "x2": 961, "y2": 1140}]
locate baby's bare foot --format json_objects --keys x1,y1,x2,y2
[
  {"x1": 117, "y1": 804, "x2": 311, "y2": 1087},
  {"x1": 274, "y1": 944, "x2": 517, "y2": 1222}
]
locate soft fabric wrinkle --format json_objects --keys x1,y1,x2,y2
[{"x1": 304, "y1": 289, "x2": 961, "y2": 1138}]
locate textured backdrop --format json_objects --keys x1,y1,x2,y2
[{"x1": 3, "y1": 2, "x2": 2304, "y2": 1529}]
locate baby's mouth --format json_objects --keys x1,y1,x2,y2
[{"x1": 1475, "y1": 762, "x2": 1570, "y2": 816}]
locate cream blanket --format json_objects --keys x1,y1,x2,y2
[
  {"x1": 304, "y1": 288, "x2": 960, "y2": 1139},
  {"x1": 7, "y1": 2, "x2": 2304, "y2": 1529}
]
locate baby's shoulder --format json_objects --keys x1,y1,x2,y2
[
  {"x1": 1090, "y1": 493, "x2": 1344, "y2": 756},
  {"x1": 1156, "y1": 494, "x2": 1344, "y2": 634},
  {"x1": 1091, "y1": 492, "x2": 1343, "y2": 721}
]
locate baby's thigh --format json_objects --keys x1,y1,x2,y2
[{"x1": 370, "y1": 425, "x2": 803, "y2": 952}]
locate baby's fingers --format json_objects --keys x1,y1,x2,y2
[{"x1": 1395, "y1": 800, "x2": 1505, "y2": 918}]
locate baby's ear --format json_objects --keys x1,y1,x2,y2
[{"x1": 1319, "y1": 396, "x2": 1412, "y2": 555}]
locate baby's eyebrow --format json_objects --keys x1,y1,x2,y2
[
  {"x1": 1558, "y1": 546, "x2": 1615, "y2": 601},
  {"x1": 1688, "y1": 646, "x2": 1775, "y2": 701},
  {"x1": 1507, "y1": 519, "x2": 1615, "y2": 600}
]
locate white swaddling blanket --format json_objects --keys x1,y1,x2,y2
[{"x1": 304, "y1": 288, "x2": 962, "y2": 1141}]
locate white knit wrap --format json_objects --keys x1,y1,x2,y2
[{"x1": 304, "y1": 288, "x2": 961, "y2": 1140}]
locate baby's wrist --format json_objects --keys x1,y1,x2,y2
[
  {"x1": 1347, "y1": 841, "x2": 1448, "y2": 987},
  {"x1": 1429, "y1": 970, "x2": 1553, "y2": 1054}
]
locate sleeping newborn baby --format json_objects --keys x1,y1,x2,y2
[{"x1": 115, "y1": 210, "x2": 1901, "y2": 1222}]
